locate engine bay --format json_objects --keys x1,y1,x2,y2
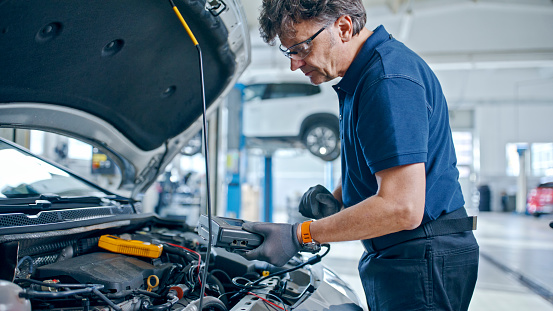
[{"x1": 0, "y1": 215, "x2": 347, "y2": 311}]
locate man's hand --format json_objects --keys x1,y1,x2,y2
[
  {"x1": 240, "y1": 222, "x2": 300, "y2": 267},
  {"x1": 299, "y1": 185, "x2": 341, "y2": 219}
]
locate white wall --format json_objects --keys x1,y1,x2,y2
[{"x1": 475, "y1": 103, "x2": 553, "y2": 211}]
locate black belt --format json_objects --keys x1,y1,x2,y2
[{"x1": 362, "y1": 208, "x2": 477, "y2": 253}]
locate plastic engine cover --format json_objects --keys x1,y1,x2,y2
[{"x1": 36, "y1": 252, "x2": 172, "y2": 292}]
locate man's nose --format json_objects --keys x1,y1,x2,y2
[{"x1": 290, "y1": 58, "x2": 305, "y2": 71}]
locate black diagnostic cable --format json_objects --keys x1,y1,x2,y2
[
  {"x1": 251, "y1": 244, "x2": 331, "y2": 286},
  {"x1": 167, "y1": 1, "x2": 213, "y2": 309},
  {"x1": 247, "y1": 291, "x2": 287, "y2": 311},
  {"x1": 230, "y1": 277, "x2": 267, "y2": 290},
  {"x1": 229, "y1": 244, "x2": 331, "y2": 303}
]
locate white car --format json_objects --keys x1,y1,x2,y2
[{"x1": 241, "y1": 71, "x2": 341, "y2": 161}]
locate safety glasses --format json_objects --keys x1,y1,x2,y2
[{"x1": 279, "y1": 25, "x2": 327, "y2": 60}]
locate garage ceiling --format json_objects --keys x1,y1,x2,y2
[{"x1": 240, "y1": 0, "x2": 553, "y2": 107}]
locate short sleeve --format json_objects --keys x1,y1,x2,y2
[{"x1": 356, "y1": 77, "x2": 429, "y2": 173}]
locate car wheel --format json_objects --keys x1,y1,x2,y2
[{"x1": 302, "y1": 122, "x2": 340, "y2": 161}]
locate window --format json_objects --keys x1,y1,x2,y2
[
  {"x1": 243, "y1": 83, "x2": 320, "y2": 102},
  {"x1": 506, "y1": 143, "x2": 528, "y2": 176},
  {"x1": 531, "y1": 143, "x2": 553, "y2": 177},
  {"x1": 266, "y1": 83, "x2": 320, "y2": 99},
  {"x1": 452, "y1": 131, "x2": 472, "y2": 178},
  {"x1": 505, "y1": 143, "x2": 553, "y2": 177},
  {"x1": 243, "y1": 84, "x2": 267, "y2": 102},
  {"x1": 68, "y1": 138, "x2": 93, "y2": 160},
  {"x1": 28, "y1": 130, "x2": 122, "y2": 191}
]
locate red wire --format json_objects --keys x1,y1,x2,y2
[
  {"x1": 166, "y1": 243, "x2": 203, "y2": 288},
  {"x1": 166, "y1": 242, "x2": 201, "y2": 259},
  {"x1": 247, "y1": 292, "x2": 285, "y2": 311}
]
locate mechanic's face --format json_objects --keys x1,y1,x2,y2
[{"x1": 280, "y1": 20, "x2": 342, "y2": 85}]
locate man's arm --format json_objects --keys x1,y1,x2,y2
[
  {"x1": 306, "y1": 163, "x2": 426, "y2": 244},
  {"x1": 332, "y1": 184, "x2": 343, "y2": 207}
]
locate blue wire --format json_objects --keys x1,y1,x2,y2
[{"x1": 16, "y1": 256, "x2": 34, "y2": 274}]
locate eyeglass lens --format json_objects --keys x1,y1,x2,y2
[{"x1": 287, "y1": 43, "x2": 311, "y2": 60}]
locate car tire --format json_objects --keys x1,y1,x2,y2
[{"x1": 302, "y1": 122, "x2": 340, "y2": 161}]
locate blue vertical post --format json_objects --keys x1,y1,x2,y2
[
  {"x1": 226, "y1": 168, "x2": 241, "y2": 218},
  {"x1": 263, "y1": 155, "x2": 273, "y2": 222}
]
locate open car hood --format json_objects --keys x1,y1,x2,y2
[{"x1": 0, "y1": 0, "x2": 250, "y2": 195}]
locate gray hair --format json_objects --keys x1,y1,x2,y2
[{"x1": 258, "y1": 0, "x2": 367, "y2": 45}]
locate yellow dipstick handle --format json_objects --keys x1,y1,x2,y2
[
  {"x1": 147, "y1": 275, "x2": 160, "y2": 292},
  {"x1": 170, "y1": 0, "x2": 199, "y2": 46}
]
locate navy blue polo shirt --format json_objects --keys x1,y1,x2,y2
[{"x1": 334, "y1": 25, "x2": 464, "y2": 223}]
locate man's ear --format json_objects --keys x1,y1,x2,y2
[{"x1": 336, "y1": 15, "x2": 354, "y2": 42}]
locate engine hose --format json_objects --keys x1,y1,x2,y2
[
  {"x1": 20, "y1": 239, "x2": 74, "y2": 257},
  {"x1": 92, "y1": 287, "x2": 123, "y2": 311},
  {"x1": 141, "y1": 293, "x2": 178, "y2": 311},
  {"x1": 163, "y1": 244, "x2": 197, "y2": 263},
  {"x1": 15, "y1": 280, "x2": 122, "y2": 311},
  {"x1": 106, "y1": 289, "x2": 163, "y2": 299},
  {"x1": 20, "y1": 286, "x2": 96, "y2": 298},
  {"x1": 14, "y1": 278, "x2": 100, "y2": 289},
  {"x1": 20, "y1": 285, "x2": 121, "y2": 311},
  {"x1": 156, "y1": 264, "x2": 184, "y2": 297},
  {"x1": 207, "y1": 275, "x2": 227, "y2": 305}
]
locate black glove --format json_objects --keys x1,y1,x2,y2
[
  {"x1": 299, "y1": 185, "x2": 341, "y2": 219},
  {"x1": 240, "y1": 222, "x2": 300, "y2": 267}
]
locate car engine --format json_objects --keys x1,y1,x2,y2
[{"x1": 0, "y1": 214, "x2": 360, "y2": 311}]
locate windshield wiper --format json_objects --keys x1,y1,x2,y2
[
  {"x1": 0, "y1": 194, "x2": 131, "y2": 213},
  {"x1": 1, "y1": 194, "x2": 102, "y2": 205},
  {"x1": 0, "y1": 199, "x2": 60, "y2": 212}
]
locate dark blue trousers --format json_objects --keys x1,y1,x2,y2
[{"x1": 358, "y1": 230, "x2": 479, "y2": 310}]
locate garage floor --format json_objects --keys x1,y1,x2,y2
[{"x1": 321, "y1": 211, "x2": 553, "y2": 311}]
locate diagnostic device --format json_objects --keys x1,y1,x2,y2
[{"x1": 198, "y1": 215, "x2": 263, "y2": 251}]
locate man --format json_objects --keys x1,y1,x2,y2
[{"x1": 241, "y1": 0, "x2": 479, "y2": 310}]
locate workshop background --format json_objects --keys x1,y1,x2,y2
[{"x1": 2, "y1": 0, "x2": 552, "y2": 310}]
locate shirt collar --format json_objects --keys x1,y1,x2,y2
[{"x1": 334, "y1": 25, "x2": 391, "y2": 95}]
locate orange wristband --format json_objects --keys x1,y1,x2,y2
[{"x1": 301, "y1": 220, "x2": 314, "y2": 244}]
